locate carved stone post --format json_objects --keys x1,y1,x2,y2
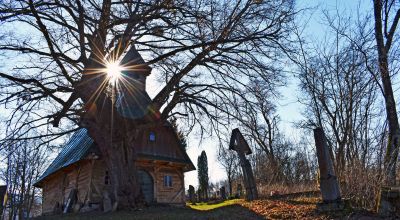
[
  {"x1": 237, "y1": 184, "x2": 242, "y2": 198},
  {"x1": 188, "y1": 185, "x2": 195, "y2": 204},
  {"x1": 220, "y1": 186, "x2": 226, "y2": 200},
  {"x1": 377, "y1": 186, "x2": 400, "y2": 217},
  {"x1": 237, "y1": 151, "x2": 258, "y2": 201},
  {"x1": 313, "y1": 127, "x2": 343, "y2": 211},
  {"x1": 229, "y1": 128, "x2": 258, "y2": 201}
]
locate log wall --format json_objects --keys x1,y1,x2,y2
[
  {"x1": 136, "y1": 126, "x2": 186, "y2": 160},
  {"x1": 154, "y1": 166, "x2": 185, "y2": 203},
  {"x1": 41, "y1": 160, "x2": 93, "y2": 214},
  {"x1": 41, "y1": 159, "x2": 186, "y2": 214}
]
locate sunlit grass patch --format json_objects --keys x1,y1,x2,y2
[{"x1": 187, "y1": 199, "x2": 243, "y2": 211}]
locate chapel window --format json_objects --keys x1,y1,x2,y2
[
  {"x1": 149, "y1": 131, "x2": 156, "y2": 142},
  {"x1": 163, "y1": 175, "x2": 172, "y2": 187}
]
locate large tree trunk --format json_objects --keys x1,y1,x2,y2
[
  {"x1": 375, "y1": 34, "x2": 400, "y2": 185},
  {"x1": 75, "y1": 1, "x2": 144, "y2": 209},
  {"x1": 84, "y1": 116, "x2": 145, "y2": 210},
  {"x1": 373, "y1": 0, "x2": 400, "y2": 186},
  {"x1": 77, "y1": 60, "x2": 146, "y2": 210}
]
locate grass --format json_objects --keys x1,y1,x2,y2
[{"x1": 187, "y1": 199, "x2": 242, "y2": 210}]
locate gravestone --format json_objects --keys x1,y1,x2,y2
[
  {"x1": 237, "y1": 184, "x2": 242, "y2": 198},
  {"x1": 313, "y1": 127, "x2": 343, "y2": 211},
  {"x1": 73, "y1": 203, "x2": 82, "y2": 213},
  {"x1": 102, "y1": 191, "x2": 112, "y2": 212},
  {"x1": 229, "y1": 128, "x2": 258, "y2": 201},
  {"x1": 197, "y1": 188, "x2": 202, "y2": 202},
  {"x1": 377, "y1": 186, "x2": 400, "y2": 217},
  {"x1": 220, "y1": 186, "x2": 226, "y2": 200},
  {"x1": 188, "y1": 185, "x2": 195, "y2": 204}
]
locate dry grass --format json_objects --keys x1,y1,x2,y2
[{"x1": 258, "y1": 182, "x2": 319, "y2": 196}]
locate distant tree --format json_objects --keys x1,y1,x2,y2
[
  {"x1": 295, "y1": 8, "x2": 382, "y2": 173},
  {"x1": 217, "y1": 145, "x2": 238, "y2": 196},
  {"x1": 197, "y1": 150, "x2": 209, "y2": 201},
  {"x1": 228, "y1": 77, "x2": 284, "y2": 183},
  {"x1": 1, "y1": 130, "x2": 48, "y2": 219}
]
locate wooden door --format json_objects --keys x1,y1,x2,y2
[{"x1": 138, "y1": 170, "x2": 154, "y2": 203}]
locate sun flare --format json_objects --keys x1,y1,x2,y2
[{"x1": 105, "y1": 61, "x2": 123, "y2": 83}]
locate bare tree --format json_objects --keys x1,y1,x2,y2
[
  {"x1": 294, "y1": 10, "x2": 391, "y2": 208},
  {"x1": 220, "y1": 76, "x2": 284, "y2": 183},
  {"x1": 1, "y1": 130, "x2": 48, "y2": 219},
  {"x1": 217, "y1": 144, "x2": 238, "y2": 197},
  {"x1": 372, "y1": 0, "x2": 400, "y2": 185}
]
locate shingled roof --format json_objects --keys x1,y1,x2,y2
[
  {"x1": 120, "y1": 45, "x2": 152, "y2": 75},
  {"x1": 34, "y1": 129, "x2": 94, "y2": 187},
  {"x1": 116, "y1": 89, "x2": 152, "y2": 119}
]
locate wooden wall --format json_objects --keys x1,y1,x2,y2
[
  {"x1": 41, "y1": 160, "x2": 93, "y2": 215},
  {"x1": 153, "y1": 166, "x2": 185, "y2": 204},
  {"x1": 41, "y1": 159, "x2": 186, "y2": 214},
  {"x1": 135, "y1": 126, "x2": 186, "y2": 161},
  {"x1": 42, "y1": 172, "x2": 63, "y2": 214},
  {"x1": 88, "y1": 160, "x2": 108, "y2": 204},
  {"x1": 88, "y1": 160, "x2": 186, "y2": 204}
]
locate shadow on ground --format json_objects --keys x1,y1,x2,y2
[
  {"x1": 34, "y1": 204, "x2": 264, "y2": 220},
  {"x1": 34, "y1": 194, "x2": 383, "y2": 220}
]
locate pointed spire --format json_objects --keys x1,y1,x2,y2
[
  {"x1": 120, "y1": 44, "x2": 152, "y2": 75},
  {"x1": 115, "y1": 44, "x2": 152, "y2": 119}
]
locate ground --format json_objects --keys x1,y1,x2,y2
[{"x1": 35, "y1": 194, "x2": 382, "y2": 220}]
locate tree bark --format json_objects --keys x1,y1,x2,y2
[
  {"x1": 83, "y1": 114, "x2": 145, "y2": 209},
  {"x1": 373, "y1": 0, "x2": 400, "y2": 186}
]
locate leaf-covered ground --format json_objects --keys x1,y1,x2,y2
[{"x1": 36, "y1": 196, "x2": 382, "y2": 220}]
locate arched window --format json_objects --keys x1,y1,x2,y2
[{"x1": 149, "y1": 131, "x2": 156, "y2": 142}]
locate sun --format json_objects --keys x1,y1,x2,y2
[{"x1": 105, "y1": 61, "x2": 123, "y2": 83}]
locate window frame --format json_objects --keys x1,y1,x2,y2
[
  {"x1": 163, "y1": 175, "x2": 173, "y2": 188},
  {"x1": 149, "y1": 131, "x2": 156, "y2": 142}
]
